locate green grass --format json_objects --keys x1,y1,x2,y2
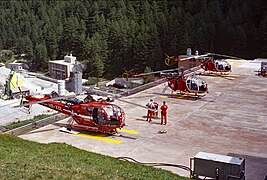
[
  {"x1": 3, "y1": 114, "x2": 57, "y2": 130},
  {"x1": 0, "y1": 134, "x2": 189, "y2": 180}
]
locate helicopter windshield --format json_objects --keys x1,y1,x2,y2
[
  {"x1": 103, "y1": 104, "x2": 125, "y2": 126},
  {"x1": 215, "y1": 60, "x2": 231, "y2": 71},
  {"x1": 186, "y1": 76, "x2": 207, "y2": 93}
]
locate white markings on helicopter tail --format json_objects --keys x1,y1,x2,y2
[{"x1": 75, "y1": 133, "x2": 122, "y2": 144}]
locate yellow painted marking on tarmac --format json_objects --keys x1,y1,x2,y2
[
  {"x1": 228, "y1": 61, "x2": 245, "y2": 66},
  {"x1": 75, "y1": 134, "x2": 121, "y2": 144},
  {"x1": 117, "y1": 128, "x2": 140, "y2": 134},
  {"x1": 205, "y1": 76, "x2": 220, "y2": 78},
  {"x1": 160, "y1": 96, "x2": 168, "y2": 98},
  {"x1": 222, "y1": 74, "x2": 239, "y2": 77},
  {"x1": 223, "y1": 77, "x2": 236, "y2": 80}
]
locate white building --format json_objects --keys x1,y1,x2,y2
[
  {"x1": 48, "y1": 54, "x2": 76, "y2": 80},
  {"x1": 7, "y1": 62, "x2": 24, "y2": 72}
]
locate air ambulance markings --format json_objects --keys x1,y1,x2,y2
[{"x1": 75, "y1": 133, "x2": 121, "y2": 144}]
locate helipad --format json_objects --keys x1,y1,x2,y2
[{"x1": 19, "y1": 60, "x2": 267, "y2": 179}]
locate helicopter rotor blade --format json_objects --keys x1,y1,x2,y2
[
  {"x1": 179, "y1": 54, "x2": 209, "y2": 61},
  {"x1": 95, "y1": 91, "x2": 156, "y2": 112},
  {"x1": 206, "y1": 53, "x2": 242, "y2": 59},
  {"x1": 133, "y1": 67, "x2": 183, "y2": 77},
  {"x1": 114, "y1": 98, "x2": 156, "y2": 112},
  {"x1": 13, "y1": 94, "x2": 76, "y2": 108}
]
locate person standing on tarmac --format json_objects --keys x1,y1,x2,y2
[
  {"x1": 160, "y1": 101, "x2": 168, "y2": 125},
  {"x1": 146, "y1": 99, "x2": 154, "y2": 122},
  {"x1": 153, "y1": 101, "x2": 159, "y2": 118}
]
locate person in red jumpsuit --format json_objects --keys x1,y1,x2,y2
[
  {"x1": 160, "y1": 101, "x2": 168, "y2": 125},
  {"x1": 153, "y1": 101, "x2": 159, "y2": 118},
  {"x1": 146, "y1": 99, "x2": 154, "y2": 122}
]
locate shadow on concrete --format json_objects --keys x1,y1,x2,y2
[
  {"x1": 53, "y1": 123, "x2": 137, "y2": 140},
  {"x1": 115, "y1": 134, "x2": 137, "y2": 140},
  {"x1": 227, "y1": 153, "x2": 267, "y2": 180},
  {"x1": 135, "y1": 118, "x2": 147, "y2": 122},
  {"x1": 150, "y1": 92, "x2": 201, "y2": 101},
  {"x1": 137, "y1": 118, "x2": 162, "y2": 125},
  {"x1": 148, "y1": 121, "x2": 162, "y2": 125},
  {"x1": 25, "y1": 127, "x2": 58, "y2": 135}
]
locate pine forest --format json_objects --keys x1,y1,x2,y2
[{"x1": 0, "y1": 0, "x2": 266, "y2": 78}]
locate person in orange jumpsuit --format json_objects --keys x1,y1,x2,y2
[
  {"x1": 153, "y1": 101, "x2": 159, "y2": 118},
  {"x1": 146, "y1": 99, "x2": 154, "y2": 121},
  {"x1": 160, "y1": 101, "x2": 168, "y2": 125}
]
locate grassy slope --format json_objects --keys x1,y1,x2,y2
[{"x1": 0, "y1": 134, "x2": 189, "y2": 180}]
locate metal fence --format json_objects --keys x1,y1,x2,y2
[{"x1": 5, "y1": 113, "x2": 68, "y2": 136}]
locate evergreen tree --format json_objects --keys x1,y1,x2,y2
[
  {"x1": 0, "y1": 0, "x2": 265, "y2": 73},
  {"x1": 33, "y1": 42, "x2": 48, "y2": 70}
]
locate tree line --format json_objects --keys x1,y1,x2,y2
[{"x1": 0, "y1": 0, "x2": 266, "y2": 78}]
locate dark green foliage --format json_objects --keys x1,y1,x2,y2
[
  {"x1": 0, "y1": 50, "x2": 14, "y2": 63},
  {"x1": 0, "y1": 0, "x2": 265, "y2": 77}
]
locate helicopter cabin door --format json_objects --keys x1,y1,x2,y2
[
  {"x1": 92, "y1": 108, "x2": 99, "y2": 124},
  {"x1": 93, "y1": 107, "x2": 106, "y2": 125}
]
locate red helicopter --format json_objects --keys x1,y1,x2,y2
[
  {"x1": 165, "y1": 53, "x2": 238, "y2": 74},
  {"x1": 15, "y1": 93, "x2": 126, "y2": 134},
  {"x1": 162, "y1": 68, "x2": 208, "y2": 97},
  {"x1": 134, "y1": 67, "x2": 208, "y2": 97}
]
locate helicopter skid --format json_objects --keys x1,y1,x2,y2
[
  {"x1": 62, "y1": 124, "x2": 121, "y2": 136},
  {"x1": 59, "y1": 127, "x2": 79, "y2": 135},
  {"x1": 107, "y1": 131, "x2": 121, "y2": 137}
]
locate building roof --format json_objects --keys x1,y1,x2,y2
[
  {"x1": 254, "y1": 58, "x2": 267, "y2": 62},
  {"x1": 49, "y1": 60, "x2": 72, "y2": 66},
  {"x1": 8, "y1": 62, "x2": 24, "y2": 65},
  {"x1": 10, "y1": 87, "x2": 29, "y2": 93}
]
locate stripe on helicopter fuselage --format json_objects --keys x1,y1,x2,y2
[{"x1": 75, "y1": 133, "x2": 121, "y2": 144}]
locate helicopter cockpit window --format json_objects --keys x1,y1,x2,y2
[
  {"x1": 191, "y1": 80, "x2": 198, "y2": 91},
  {"x1": 215, "y1": 60, "x2": 231, "y2": 71},
  {"x1": 186, "y1": 79, "x2": 191, "y2": 90},
  {"x1": 86, "y1": 107, "x2": 93, "y2": 115},
  {"x1": 199, "y1": 80, "x2": 207, "y2": 92},
  {"x1": 103, "y1": 105, "x2": 121, "y2": 126},
  {"x1": 186, "y1": 77, "x2": 199, "y2": 91},
  {"x1": 104, "y1": 105, "x2": 116, "y2": 117}
]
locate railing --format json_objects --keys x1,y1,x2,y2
[
  {"x1": 119, "y1": 78, "x2": 167, "y2": 97},
  {"x1": 5, "y1": 113, "x2": 68, "y2": 136}
]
